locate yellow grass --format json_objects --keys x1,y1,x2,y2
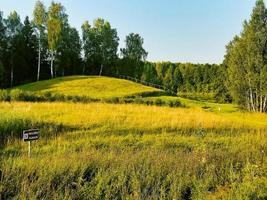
[
  {"x1": 15, "y1": 76, "x2": 161, "y2": 99},
  {"x1": 1, "y1": 101, "x2": 267, "y2": 199},
  {"x1": 1, "y1": 101, "x2": 267, "y2": 131}
]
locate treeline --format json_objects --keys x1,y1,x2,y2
[
  {"x1": 0, "y1": 1, "x2": 228, "y2": 101},
  {"x1": 0, "y1": 2, "x2": 82, "y2": 88},
  {"x1": 117, "y1": 62, "x2": 230, "y2": 102},
  {"x1": 0, "y1": 0, "x2": 266, "y2": 112}
]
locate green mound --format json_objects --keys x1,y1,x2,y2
[{"x1": 15, "y1": 76, "x2": 163, "y2": 99}]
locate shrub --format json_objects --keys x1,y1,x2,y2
[
  {"x1": 155, "y1": 98, "x2": 164, "y2": 106},
  {"x1": 145, "y1": 100, "x2": 154, "y2": 106},
  {"x1": 10, "y1": 89, "x2": 25, "y2": 101},
  {"x1": 0, "y1": 90, "x2": 10, "y2": 101},
  {"x1": 170, "y1": 100, "x2": 182, "y2": 107},
  {"x1": 105, "y1": 97, "x2": 120, "y2": 104},
  {"x1": 133, "y1": 98, "x2": 144, "y2": 105}
]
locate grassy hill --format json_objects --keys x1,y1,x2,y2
[
  {"x1": 12, "y1": 75, "x2": 238, "y2": 112},
  {"x1": 15, "y1": 76, "x2": 163, "y2": 99}
]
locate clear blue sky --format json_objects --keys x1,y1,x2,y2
[{"x1": 0, "y1": 0, "x2": 259, "y2": 64}]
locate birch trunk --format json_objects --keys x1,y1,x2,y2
[
  {"x1": 250, "y1": 88, "x2": 255, "y2": 112},
  {"x1": 50, "y1": 51, "x2": 54, "y2": 78},
  {"x1": 99, "y1": 64, "x2": 103, "y2": 76},
  {"x1": 37, "y1": 37, "x2": 41, "y2": 81},
  {"x1": 263, "y1": 96, "x2": 267, "y2": 112},
  {"x1": 260, "y1": 95, "x2": 263, "y2": 113}
]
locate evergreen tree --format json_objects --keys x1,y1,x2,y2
[
  {"x1": 141, "y1": 62, "x2": 158, "y2": 83},
  {"x1": 163, "y1": 65, "x2": 175, "y2": 92},
  {"x1": 18, "y1": 16, "x2": 38, "y2": 83},
  {"x1": 0, "y1": 11, "x2": 5, "y2": 85},
  {"x1": 4, "y1": 11, "x2": 22, "y2": 87},
  {"x1": 173, "y1": 66, "x2": 183, "y2": 93},
  {"x1": 57, "y1": 25, "x2": 82, "y2": 76}
]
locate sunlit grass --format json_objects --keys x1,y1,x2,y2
[
  {"x1": 0, "y1": 102, "x2": 266, "y2": 134},
  {"x1": 15, "y1": 76, "x2": 162, "y2": 99},
  {"x1": 0, "y1": 101, "x2": 267, "y2": 199}
]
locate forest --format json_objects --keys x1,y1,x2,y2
[{"x1": 0, "y1": 0, "x2": 266, "y2": 111}]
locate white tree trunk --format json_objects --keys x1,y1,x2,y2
[
  {"x1": 260, "y1": 95, "x2": 263, "y2": 113},
  {"x1": 99, "y1": 64, "x2": 103, "y2": 76},
  {"x1": 50, "y1": 51, "x2": 54, "y2": 78},
  {"x1": 263, "y1": 96, "x2": 267, "y2": 112},
  {"x1": 37, "y1": 37, "x2": 41, "y2": 81}
]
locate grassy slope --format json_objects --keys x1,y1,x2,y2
[
  {"x1": 15, "y1": 75, "x2": 238, "y2": 112},
  {"x1": 15, "y1": 76, "x2": 162, "y2": 99}
]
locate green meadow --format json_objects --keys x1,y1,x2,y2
[
  {"x1": 0, "y1": 76, "x2": 266, "y2": 199},
  {"x1": 15, "y1": 76, "x2": 162, "y2": 99}
]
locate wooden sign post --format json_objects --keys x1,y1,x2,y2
[{"x1": 23, "y1": 129, "x2": 39, "y2": 157}]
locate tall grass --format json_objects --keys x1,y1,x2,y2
[{"x1": 0, "y1": 102, "x2": 267, "y2": 199}]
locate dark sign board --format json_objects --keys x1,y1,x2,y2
[{"x1": 23, "y1": 129, "x2": 39, "y2": 141}]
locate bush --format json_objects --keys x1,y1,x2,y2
[
  {"x1": 105, "y1": 97, "x2": 120, "y2": 104},
  {"x1": 0, "y1": 90, "x2": 10, "y2": 101},
  {"x1": 155, "y1": 98, "x2": 165, "y2": 106},
  {"x1": 10, "y1": 89, "x2": 25, "y2": 101},
  {"x1": 133, "y1": 98, "x2": 144, "y2": 105},
  {"x1": 145, "y1": 100, "x2": 154, "y2": 106}
]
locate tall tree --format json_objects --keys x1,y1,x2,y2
[
  {"x1": 57, "y1": 25, "x2": 82, "y2": 76},
  {"x1": 47, "y1": 1, "x2": 64, "y2": 78},
  {"x1": 18, "y1": 16, "x2": 38, "y2": 83},
  {"x1": 96, "y1": 18, "x2": 119, "y2": 76},
  {"x1": 173, "y1": 66, "x2": 183, "y2": 93},
  {"x1": 0, "y1": 11, "x2": 5, "y2": 85},
  {"x1": 81, "y1": 20, "x2": 94, "y2": 74},
  {"x1": 33, "y1": 0, "x2": 46, "y2": 81},
  {"x1": 163, "y1": 65, "x2": 175, "y2": 93},
  {"x1": 82, "y1": 18, "x2": 119, "y2": 76},
  {"x1": 224, "y1": 0, "x2": 267, "y2": 112},
  {"x1": 4, "y1": 11, "x2": 22, "y2": 87},
  {"x1": 121, "y1": 33, "x2": 148, "y2": 62},
  {"x1": 119, "y1": 33, "x2": 147, "y2": 78}
]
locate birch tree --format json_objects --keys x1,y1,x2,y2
[
  {"x1": 121, "y1": 33, "x2": 148, "y2": 62},
  {"x1": 47, "y1": 2, "x2": 64, "y2": 78},
  {"x1": 224, "y1": 0, "x2": 267, "y2": 112},
  {"x1": 82, "y1": 19, "x2": 119, "y2": 76},
  {"x1": 33, "y1": 0, "x2": 46, "y2": 81}
]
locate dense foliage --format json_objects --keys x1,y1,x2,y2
[{"x1": 224, "y1": 0, "x2": 267, "y2": 112}]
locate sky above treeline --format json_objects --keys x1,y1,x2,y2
[{"x1": 0, "y1": 0, "x2": 260, "y2": 64}]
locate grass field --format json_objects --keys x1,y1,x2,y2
[
  {"x1": 1, "y1": 76, "x2": 267, "y2": 199},
  {"x1": 15, "y1": 76, "x2": 163, "y2": 99}
]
